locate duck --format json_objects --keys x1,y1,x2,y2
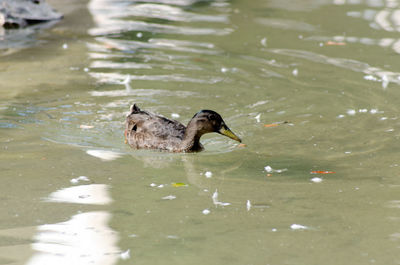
[{"x1": 125, "y1": 104, "x2": 241, "y2": 152}]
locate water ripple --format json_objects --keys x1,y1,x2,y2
[{"x1": 268, "y1": 48, "x2": 400, "y2": 87}]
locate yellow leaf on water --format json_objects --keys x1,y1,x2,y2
[{"x1": 172, "y1": 183, "x2": 187, "y2": 187}]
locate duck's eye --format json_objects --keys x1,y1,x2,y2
[{"x1": 209, "y1": 114, "x2": 217, "y2": 121}]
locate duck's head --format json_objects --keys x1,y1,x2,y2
[{"x1": 188, "y1": 110, "x2": 241, "y2": 142}]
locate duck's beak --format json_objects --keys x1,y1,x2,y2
[{"x1": 219, "y1": 124, "x2": 242, "y2": 143}]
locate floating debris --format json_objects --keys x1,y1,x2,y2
[
  {"x1": 346, "y1": 109, "x2": 356, "y2": 116},
  {"x1": 202, "y1": 209, "x2": 211, "y2": 215},
  {"x1": 310, "y1": 177, "x2": 323, "y2": 183},
  {"x1": 382, "y1": 75, "x2": 389, "y2": 89},
  {"x1": 264, "y1": 166, "x2": 273, "y2": 173},
  {"x1": 246, "y1": 200, "x2": 252, "y2": 211},
  {"x1": 70, "y1": 176, "x2": 90, "y2": 184},
  {"x1": 364, "y1": 75, "x2": 378, "y2": 81},
  {"x1": 261, "y1": 37, "x2": 267, "y2": 47},
  {"x1": 162, "y1": 195, "x2": 176, "y2": 200},
  {"x1": 310, "y1": 170, "x2": 335, "y2": 174},
  {"x1": 120, "y1": 249, "x2": 130, "y2": 260},
  {"x1": 237, "y1": 143, "x2": 247, "y2": 148},
  {"x1": 290, "y1": 224, "x2": 308, "y2": 230},
  {"x1": 205, "y1": 171, "x2": 213, "y2": 178},
  {"x1": 212, "y1": 189, "x2": 231, "y2": 207},
  {"x1": 264, "y1": 123, "x2": 279, "y2": 128},
  {"x1": 264, "y1": 166, "x2": 288, "y2": 173},
  {"x1": 172, "y1": 182, "x2": 187, "y2": 187},
  {"x1": 325, "y1": 41, "x2": 346, "y2": 46},
  {"x1": 79, "y1": 124, "x2": 94, "y2": 129}
]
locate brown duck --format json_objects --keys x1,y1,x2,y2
[{"x1": 125, "y1": 104, "x2": 241, "y2": 152}]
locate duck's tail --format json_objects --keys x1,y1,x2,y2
[{"x1": 130, "y1": 104, "x2": 141, "y2": 114}]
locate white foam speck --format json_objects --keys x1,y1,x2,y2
[
  {"x1": 382, "y1": 75, "x2": 389, "y2": 89},
  {"x1": 264, "y1": 166, "x2": 273, "y2": 173},
  {"x1": 79, "y1": 124, "x2": 94, "y2": 129},
  {"x1": 370, "y1": 109, "x2": 378, "y2": 114},
  {"x1": 292, "y1": 68, "x2": 298, "y2": 76},
  {"x1": 221, "y1": 67, "x2": 228, "y2": 73},
  {"x1": 136, "y1": 32, "x2": 143, "y2": 38},
  {"x1": 364, "y1": 75, "x2": 377, "y2": 81},
  {"x1": 62, "y1": 43, "x2": 68, "y2": 49},
  {"x1": 290, "y1": 224, "x2": 308, "y2": 230},
  {"x1": 255, "y1": 114, "x2": 261, "y2": 123},
  {"x1": 345, "y1": 151, "x2": 352, "y2": 154},
  {"x1": 205, "y1": 171, "x2": 213, "y2": 178},
  {"x1": 380, "y1": 117, "x2": 388, "y2": 120},
  {"x1": 162, "y1": 195, "x2": 176, "y2": 200},
  {"x1": 70, "y1": 176, "x2": 90, "y2": 184},
  {"x1": 261, "y1": 37, "x2": 267, "y2": 47},
  {"x1": 311, "y1": 177, "x2": 323, "y2": 183},
  {"x1": 337, "y1": 114, "x2": 345, "y2": 118},
  {"x1": 246, "y1": 200, "x2": 252, "y2": 211},
  {"x1": 86, "y1": 150, "x2": 122, "y2": 161},
  {"x1": 157, "y1": 184, "x2": 165, "y2": 188},
  {"x1": 150, "y1": 183, "x2": 157, "y2": 187},
  {"x1": 202, "y1": 209, "x2": 210, "y2": 215},
  {"x1": 272, "y1": 228, "x2": 277, "y2": 232},
  {"x1": 264, "y1": 166, "x2": 287, "y2": 173},
  {"x1": 120, "y1": 249, "x2": 130, "y2": 260},
  {"x1": 171, "y1": 113, "x2": 180, "y2": 119},
  {"x1": 359, "y1": 108, "x2": 368, "y2": 113},
  {"x1": 347, "y1": 109, "x2": 356, "y2": 116},
  {"x1": 212, "y1": 189, "x2": 231, "y2": 207}
]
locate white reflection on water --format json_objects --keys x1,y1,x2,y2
[
  {"x1": 25, "y1": 211, "x2": 120, "y2": 265},
  {"x1": 268, "y1": 48, "x2": 400, "y2": 87},
  {"x1": 25, "y1": 183, "x2": 121, "y2": 265},
  {"x1": 88, "y1": 0, "x2": 231, "y2": 36},
  {"x1": 87, "y1": 0, "x2": 229, "y2": 87},
  {"x1": 45, "y1": 184, "x2": 112, "y2": 205}
]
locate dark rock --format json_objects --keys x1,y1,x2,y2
[{"x1": 0, "y1": 0, "x2": 63, "y2": 28}]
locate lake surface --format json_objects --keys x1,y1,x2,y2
[{"x1": 1, "y1": 0, "x2": 400, "y2": 264}]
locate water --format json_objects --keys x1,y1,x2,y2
[{"x1": 1, "y1": 0, "x2": 400, "y2": 264}]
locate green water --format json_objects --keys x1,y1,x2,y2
[{"x1": 1, "y1": 0, "x2": 400, "y2": 264}]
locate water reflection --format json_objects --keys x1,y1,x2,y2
[
  {"x1": 268, "y1": 48, "x2": 400, "y2": 88},
  {"x1": 26, "y1": 212, "x2": 120, "y2": 265},
  {"x1": 46, "y1": 184, "x2": 112, "y2": 205},
  {"x1": 26, "y1": 183, "x2": 120, "y2": 265},
  {"x1": 87, "y1": 0, "x2": 231, "y2": 89}
]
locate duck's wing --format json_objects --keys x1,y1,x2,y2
[{"x1": 126, "y1": 104, "x2": 186, "y2": 140}]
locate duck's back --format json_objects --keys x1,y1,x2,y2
[{"x1": 125, "y1": 105, "x2": 186, "y2": 151}]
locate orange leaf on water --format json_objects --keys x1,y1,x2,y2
[
  {"x1": 325, "y1": 41, "x2": 346, "y2": 46},
  {"x1": 264, "y1": 123, "x2": 279, "y2": 128},
  {"x1": 311, "y1": 170, "x2": 336, "y2": 174},
  {"x1": 237, "y1": 143, "x2": 247, "y2": 147}
]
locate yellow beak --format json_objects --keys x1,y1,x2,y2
[{"x1": 219, "y1": 125, "x2": 242, "y2": 143}]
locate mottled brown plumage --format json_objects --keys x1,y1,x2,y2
[{"x1": 125, "y1": 104, "x2": 241, "y2": 152}]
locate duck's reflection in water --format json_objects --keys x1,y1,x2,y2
[{"x1": 26, "y1": 184, "x2": 122, "y2": 265}]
